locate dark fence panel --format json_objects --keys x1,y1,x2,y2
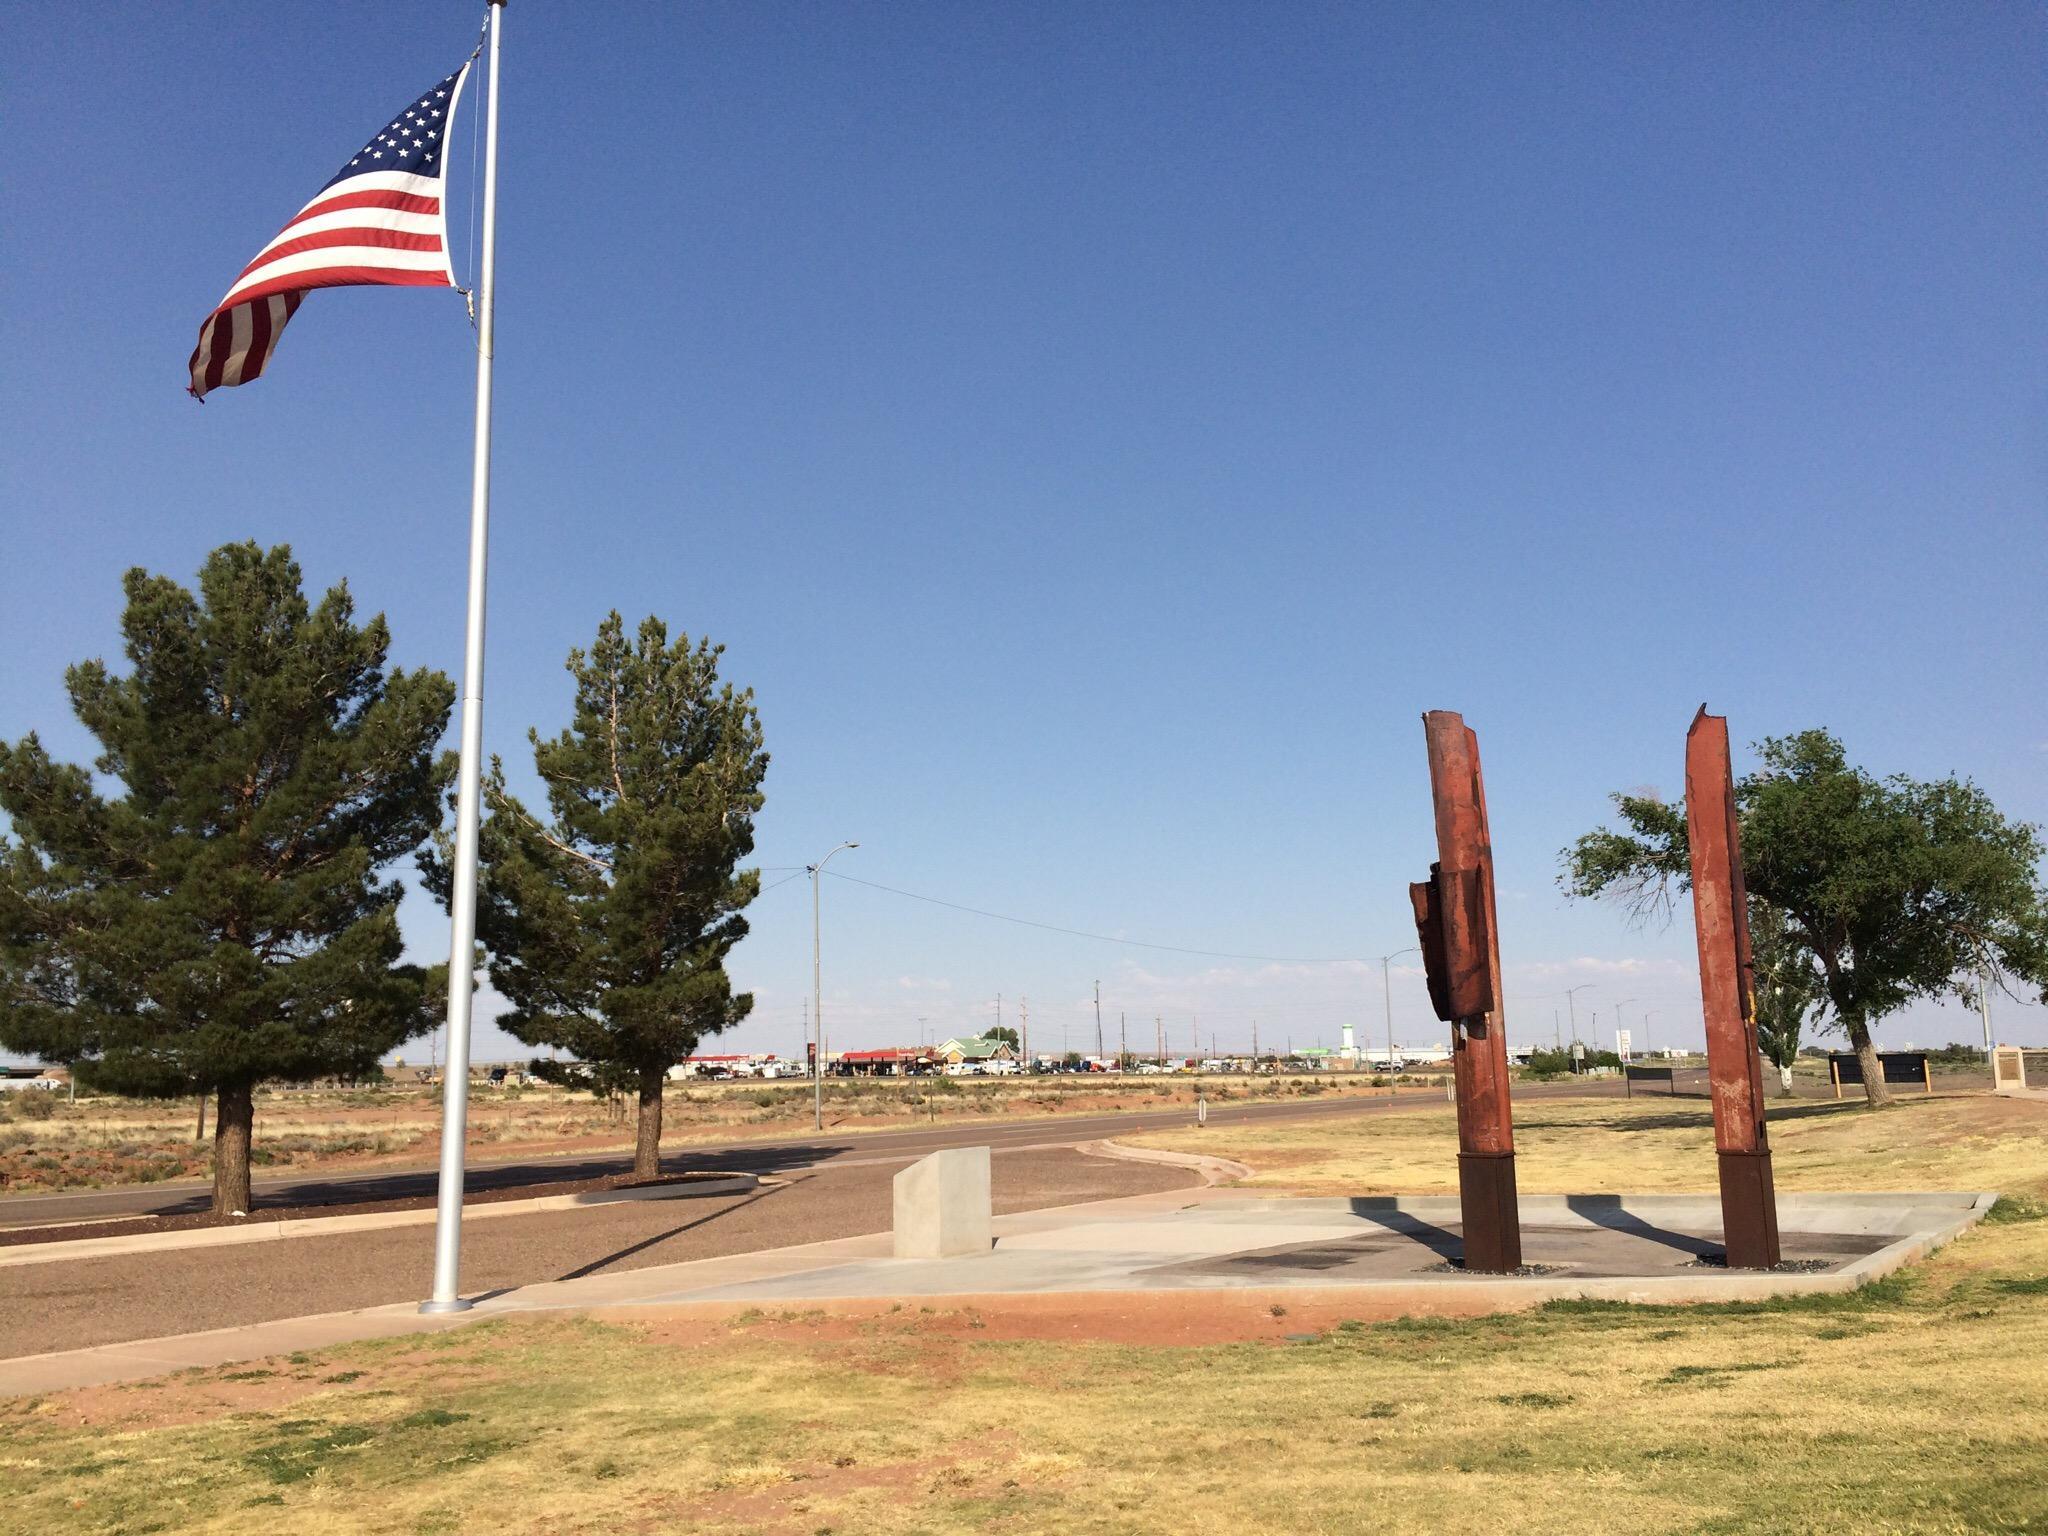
[{"x1": 1829, "y1": 1053, "x2": 1932, "y2": 1093}]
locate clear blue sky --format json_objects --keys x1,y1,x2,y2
[{"x1": 5, "y1": 2, "x2": 2043, "y2": 1064}]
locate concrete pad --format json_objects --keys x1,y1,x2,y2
[
  {"x1": 0, "y1": 1183, "x2": 1993, "y2": 1396},
  {"x1": 893, "y1": 1146, "x2": 992, "y2": 1259},
  {"x1": 623, "y1": 1190, "x2": 1997, "y2": 1307}
]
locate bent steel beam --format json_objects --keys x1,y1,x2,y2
[
  {"x1": 1410, "y1": 710, "x2": 1521, "y2": 1272},
  {"x1": 1684, "y1": 706, "x2": 1782, "y2": 1269}
]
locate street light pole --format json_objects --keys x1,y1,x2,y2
[
  {"x1": 1380, "y1": 947, "x2": 1419, "y2": 1091},
  {"x1": 809, "y1": 841, "x2": 858, "y2": 1132}
]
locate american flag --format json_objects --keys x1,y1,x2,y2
[{"x1": 188, "y1": 64, "x2": 473, "y2": 399}]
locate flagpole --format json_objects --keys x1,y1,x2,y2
[{"x1": 422, "y1": 0, "x2": 506, "y2": 1315}]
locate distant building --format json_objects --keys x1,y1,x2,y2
[
  {"x1": 838, "y1": 1047, "x2": 936, "y2": 1076},
  {"x1": 936, "y1": 1036, "x2": 1017, "y2": 1067},
  {"x1": 667, "y1": 1053, "x2": 784, "y2": 1080}
]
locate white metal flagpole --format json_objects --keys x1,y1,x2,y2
[{"x1": 422, "y1": 0, "x2": 506, "y2": 1315}]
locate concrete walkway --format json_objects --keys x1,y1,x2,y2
[{"x1": 0, "y1": 1176, "x2": 1991, "y2": 1397}]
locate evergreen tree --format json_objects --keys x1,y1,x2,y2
[
  {"x1": 1561, "y1": 729, "x2": 2048, "y2": 1106},
  {"x1": 437, "y1": 614, "x2": 768, "y2": 1179},
  {"x1": 0, "y1": 544, "x2": 454, "y2": 1212}
]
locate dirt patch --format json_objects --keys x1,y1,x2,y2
[
  {"x1": 30, "y1": 1356, "x2": 514, "y2": 1433},
  {"x1": 33, "y1": 1365, "x2": 330, "y2": 1431},
  {"x1": 0, "y1": 1170, "x2": 739, "y2": 1247},
  {"x1": 617, "y1": 1289, "x2": 1521, "y2": 1350},
  {"x1": 693, "y1": 1457, "x2": 931, "y2": 1535}
]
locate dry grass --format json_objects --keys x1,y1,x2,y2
[
  {"x1": 1124, "y1": 1092, "x2": 2048, "y2": 1199},
  {"x1": 3, "y1": 1209, "x2": 2046, "y2": 1535},
  {"x1": 2, "y1": 1095, "x2": 2045, "y2": 1533},
  {"x1": 0, "y1": 1073, "x2": 1400, "y2": 1194}
]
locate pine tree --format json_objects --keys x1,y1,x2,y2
[
  {"x1": 0, "y1": 544, "x2": 454, "y2": 1213},
  {"x1": 437, "y1": 613, "x2": 768, "y2": 1179}
]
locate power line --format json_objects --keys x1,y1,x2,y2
[{"x1": 821, "y1": 870, "x2": 1363, "y2": 964}]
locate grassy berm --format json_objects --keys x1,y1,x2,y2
[{"x1": 2, "y1": 1096, "x2": 2043, "y2": 1535}]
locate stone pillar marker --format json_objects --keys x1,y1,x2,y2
[
  {"x1": 1410, "y1": 710, "x2": 1521, "y2": 1273},
  {"x1": 1684, "y1": 706, "x2": 1782, "y2": 1269},
  {"x1": 893, "y1": 1146, "x2": 993, "y2": 1260}
]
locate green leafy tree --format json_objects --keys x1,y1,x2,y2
[
  {"x1": 985, "y1": 1025, "x2": 1020, "y2": 1048},
  {"x1": 434, "y1": 613, "x2": 768, "y2": 1179},
  {"x1": 1562, "y1": 729, "x2": 2048, "y2": 1106},
  {"x1": 1750, "y1": 899, "x2": 1821, "y2": 1094},
  {"x1": 0, "y1": 544, "x2": 453, "y2": 1212}
]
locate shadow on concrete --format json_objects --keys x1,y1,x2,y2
[
  {"x1": 552, "y1": 1177, "x2": 798, "y2": 1282},
  {"x1": 1563, "y1": 1194, "x2": 1720, "y2": 1258},
  {"x1": 1344, "y1": 1198, "x2": 1463, "y2": 1261}
]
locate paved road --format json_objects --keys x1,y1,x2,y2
[
  {"x1": 0, "y1": 1079, "x2": 1625, "y2": 1229},
  {"x1": 0, "y1": 1147, "x2": 1197, "y2": 1359}
]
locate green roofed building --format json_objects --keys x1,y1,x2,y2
[{"x1": 937, "y1": 1036, "x2": 1017, "y2": 1066}]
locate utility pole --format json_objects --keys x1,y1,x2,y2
[
  {"x1": 1553, "y1": 1009, "x2": 1562, "y2": 1050},
  {"x1": 1093, "y1": 980, "x2": 1104, "y2": 1061},
  {"x1": 1252, "y1": 1019, "x2": 1259, "y2": 1062},
  {"x1": 1563, "y1": 983, "x2": 1593, "y2": 1052},
  {"x1": 1119, "y1": 1010, "x2": 1128, "y2": 1069},
  {"x1": 1382, "y1": 947, "x2": 1419, "y2": 1089},
  {"x1": 1978, "y1": 966, "x2": 1995, "y2": 1058},
  {"x1": 808, "y1": 841, "x2": 859, "y2": 1132},
  {"x1": 1155, "y1": 1015, "x2": 1163, "y2": 1065},
  {"x1": 1020, "y1": 996, "x2": 1029, "y2": 1070}
]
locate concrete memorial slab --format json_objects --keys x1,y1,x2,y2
[
  {"x1": 688, "y1": 1189, "x2": 1995, "y2": 1309},
  {"x1": 893, "y1": 1145, "x2": 992, "y2": 1259}
]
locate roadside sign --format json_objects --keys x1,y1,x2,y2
[{"x1": 1615, "y1": 1029, "x2": 1632, "y2": 1063}]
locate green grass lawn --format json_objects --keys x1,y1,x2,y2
[{"x1": 4, "y1": 1096, "x2": 2045, "y2": 1534}]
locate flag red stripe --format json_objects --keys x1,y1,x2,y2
[
  {"x1": 244, "y1": 298, "x2": 275, "y2": 383},
  {"x1": 222, "y1": 267, "x2": 452, "y2": 311},
  {"x1": 205, "y1": 308, "x2": 234, "y2": 392},
  {"x1": 236, "y1": 226, "x2": 444, "y2": 284},
  {"x1": 281, "y1": 188, "x2": 441, "y2": 233}
]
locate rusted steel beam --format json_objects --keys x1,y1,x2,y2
[
  {"x1": 1411, "y1": 710, "x2": 1521, "y2": 1273},
  {"x1": 1684, "y1": 706, "x2": 1782, "y2": 1270}
]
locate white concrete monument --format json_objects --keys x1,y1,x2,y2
[{"x1": 893, "y1": 1145, "x2": 993, "y2": 1259}]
